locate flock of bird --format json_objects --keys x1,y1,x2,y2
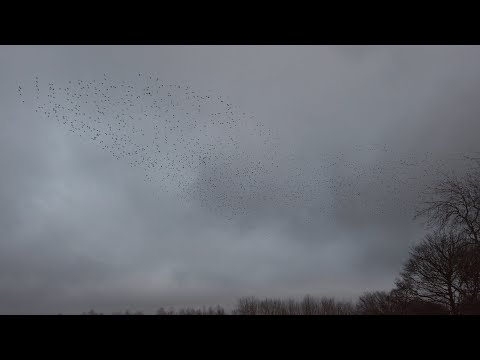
[{"x1": 16, "y1": 74, "x2": 478, "y2": 221}]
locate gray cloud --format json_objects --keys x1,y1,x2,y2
[{"x1": 1, "y1": 45, "x2": 480, "y2": 314}]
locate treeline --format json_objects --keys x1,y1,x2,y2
[
  {"x1": 232, "y1": 296, "x2": 354, "y2": 315},
  {"x1": 83, "y1": 305, "x2": 226, "y2": 315},
  {"x1": 84, "y1": 157, "x2": 480, "y2": 315},
  {"x1": 81, "y1": 288, "x2": 477, "y2": 315},
  {"x1": 83, "y1": 297, "x2": 355, "y2": 315}
]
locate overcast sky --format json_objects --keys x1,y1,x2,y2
[{"x1": 1, "y1": 45, "x2": 480, "y2": 314}]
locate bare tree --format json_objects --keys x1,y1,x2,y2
[
  {"x1": 233, "y1": 296, "x2": 260, "y2": 315},
  {"x1": 316, "y1": 297, "x2": 355, "y2": 315},
  {"x1": 394, "y1": 231, "x2": 470, "y2": 314},
  {"x1": 415, "y1": 165, "x2": 480, "y2": 245},
  {"x1": 155, "y1": 306, "x2": 178, "y2": 315},
  {"x1": 233, "y1": 295, "x2": 354, "y2": 315},
  {"x1": 300, "y1": 295, "x2": 319, "y2": 315},
  {"x1": 456, "y1": 242, "x2": 480, "y2": 313},
  {"x1": 156, "y1": 307, "x2": 168, "y2": 315},
  {"x1": 285, "y1": 298, "x2": 300, "y2": 315},
  {"x1": 356, "y1": 291, "x2": 398, "y2": 315}
]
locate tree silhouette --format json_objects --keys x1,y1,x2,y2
[
  {"x1": 415, "y1": 163, "x2": 480, "y2": 245},
  {"x1": 394, "y1": 231, "x2": 473, "y2": 314},
  {"x1": 356, "y1": 291, "x2": 397, "y2": 315},
  {"x1": 232, "y1": 295, "x2": 355, "y2": 315}
]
